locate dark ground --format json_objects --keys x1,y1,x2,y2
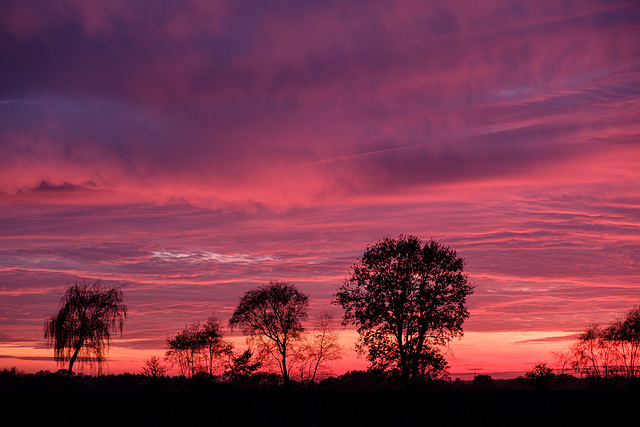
[{"x1": 2, "y1": 390, "x2": 636, "y2": 426}]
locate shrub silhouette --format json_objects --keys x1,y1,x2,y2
[
  {"x1": 525, "y1": 363, "x2": 555, "y2": 391},
  {"x1": 472, "y1": 374, "x2": 496, "y2": 391}
]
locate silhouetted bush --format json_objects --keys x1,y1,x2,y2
[
  {"x1": 317, "y1": 370, "x2": 403, "y2": 391},
  {"x1": 525, "y1": 363, "x2": 556, "y2": 391},
  {"x1": 0, "y1": 367, "x2": 618, "y2": 393},
  {"x1": 471, "y1": 374, "x2": 496, "y2": 391},
  {"x1": 451, "y1": 377, "x2": 471, "y2": 391}
]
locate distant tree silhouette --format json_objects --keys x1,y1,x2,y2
[
  {"x1": 201, "y1": 315, "x2": 234, "y2": 378},
  {"x1": 471, "y1": 374, "x2": 496, "y2": 391},
  {"x1": 224, "y1": 349, "x2": 262, "y2": 387},
  {"x1": 166, "y1": 322, "x2": 203, "y2": 377},
  {"x1": 142, "y1": 356, "x2": 169, "y2": 378},
  {"x1": 569, "y1": 307, "x2": 640, "y2": 389},
  {"x1": 230, "y1": 280, "x2": 309, "y2": 388},
  {"x1": 44, "y1": 280, "x2": 127, "y2": 390},
  {"x1": 525, "y1": 363, "x2": 555, "y2": 391},
  {"x1": 142, "y1": 356, "x2": 168, "y2": 390},
  {"x1": 570, "y1": 324, "x2": 616, "y2": 383},
  {"x1": 604, "y1": 306, "x2": 640, "y2": 388},
  {"x1": 165, "y1": 315, "x2": 233, "y2": 378},
  {"x1": 292, "y1": 309, "x2": 342, "y2": 385},
  {"x1": 334, "y1": 235, "x2": 473, "y2": 391}
]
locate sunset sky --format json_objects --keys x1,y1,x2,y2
[{"x1": 1, "y1": 0, "x2": 639, "y2": 379}]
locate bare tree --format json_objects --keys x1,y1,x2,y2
[
  {"x1": 230, "y1": 280, "x2": 309, "y2": 388},
  {"x1": 293, "y1": 310, "x2": 343, "y2": 385},
  {"x1": 570, "y1": 323, "x2": 618, "y2": 383},
  {"x1": 44, "y1": 280, "x2": 127, "y2": 389},
  {"x1": 142, "y1": 355, "x2": 169, "y2": 390},
  {"x1": 142, "y1": 356, "x2": 169, "y2": 377},
  {"x1": 201, "y1": 315, "x2": 233, "y2": 378},
  {"x1": 566, "y1": 308, "x2": 640, "y2": 389},
  {"x1": 604, "y1": 307, "x2": 640, "y2": 387},
  {"x1": 166, "y1": 322, "x2": 203, "y2": 377}
]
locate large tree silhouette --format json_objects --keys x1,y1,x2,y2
[
  {"x1": 335, "y1": 235, "x2": 473, "y2": 391},
  {"x1": 230, "y1": 280, "x2": 309, "y2": 388},
  {"x1": 44, "y1": 280, "x2": 127, "y2": 389}
]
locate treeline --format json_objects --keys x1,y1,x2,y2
[
  {"x1": 0, "y1": 366, "x2": 608, "y2": 392},
  {"x1": 143, "y1": 304, "x2": 640, "y2": 391}
]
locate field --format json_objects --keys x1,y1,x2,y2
[{"x1": 2, "y1": 389, "x2": 635, "y2": 426}]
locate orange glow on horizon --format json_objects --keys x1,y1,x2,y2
[{"x1": 2, "y1": 330, "x2": 576, "y2": 381}]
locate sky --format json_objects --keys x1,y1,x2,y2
[{"x1": 1, "y1": 0, "x2": 639, "y2": 380}]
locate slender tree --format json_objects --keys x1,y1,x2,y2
[
  {"x1": 165, "y1": 322, "x2": 204, "y2": 378},
  {"x1": 44, "y1": 280, "x2": 127, "y2": 389},
  {"x1": 335, "y1": 235, "x2": 473, "y2": 391},
  {"x1": 230, "y1": 280, "x2": 309, "y2": 388},
  {"x1": 293, "y1": 310, "x2": 343, "y2": 385},
  {"x1": 201, "y1": 315, "x2": 233, "y2": 378},
  {"x1": 604, "y1": 307, "x2": 640, "y2": 387},
  {"x1": 570, "y1": 323, "x2": 618, "y2": 383}
]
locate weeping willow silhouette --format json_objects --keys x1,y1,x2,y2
[{"x1": 44, "y1": 280, "x2": 127, "y2": 389}]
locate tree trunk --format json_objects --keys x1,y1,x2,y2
[
  {"x1": 64, "y1": 347, "x2": 81, "y2": 391},
  {"x1": 398, "y1": 342, "x2": 412, "y2": 391},
  {"x1": 282, "y1": 350, "x2": 290, "y2": 389}
]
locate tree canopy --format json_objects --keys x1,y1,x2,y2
[
  {"x1": 229, "y1": 280, "x2": 309, "y2": 387},
  {"x1": 334, "y1": 235, "x2": 473, "y2": 390},
  {"x1": 44, "y1": 280, "x2": 127, "y2": 389}
]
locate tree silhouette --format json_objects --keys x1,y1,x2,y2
[
  {"x1": 604, "y1": 306, "x2": 640, "y2": 388},
  {"x1": 525, "y1": 363, "x2": 555, "y2": 391},
  {"x1": 44, "y1": 280, "x2": 127, "y2": 389},
  {"x1": 142, "y1": 356, "x2": 169, "y2": 378},
  {"x1": 224, "y1": 349, "x2": 262, "y2": 387},
  {"x1": 292, "y1": 309, "x2": 342, "y2": 385},
  {"x1": 335, "y1": 235, "x2": 473, "y2": 391},
  {"x1": 142, "y1": 356, "x2": 169, "y2": 390},
  {"x1": 571, "y1": 324, "x2": 610, "y2": 380},
  {"x1": 569, "y1": 307, "x2": 640, "y2": 389},
  {"x1": 201, "y1": 315, "x2": 233, "y2": 378},
  {"x1": 230, "y1": 280, "x2": 309, "y2": 388},
  {"x1": 471, "y1": 374, "x2": 496, "y2": 391},
  {"x1": 165, "y1": 317, "x2": 232, "y2": 379},
  {"x1": 166, "y1": 322, "x2": 203, "y2": 377}
]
